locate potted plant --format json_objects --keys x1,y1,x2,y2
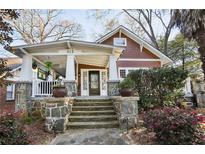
[
  {"x1": 53, "y1": 81, "x2": 67, "y2": 97},
  {"x1": 119, "y1": 77, "x2": 135, "y2": 97},
  {"x1": 45, "y1": 61, "x2": 52, "y2": 77},
  {"x1": 32, "y1": 61, "x2": 38, "y2": 69}
]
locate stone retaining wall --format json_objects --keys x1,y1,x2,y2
[
  {"x1": 30, "y1": 97, "x2": 74, "y2": 133},
  {"x1": 111, "y1": 96, "x2": 139, "y2": 129}
]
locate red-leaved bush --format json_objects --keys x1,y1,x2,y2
[
  {"x1": 0, "y1": 113, "x2": 30, "y2": 145},
  {"x1": 142, "y1": 107, "x2": 204, "y2": 145}
]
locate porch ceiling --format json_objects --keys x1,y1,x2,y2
[
  {"x1": 76, "y1": 55, "x2": 108, "y2": 67},
  {"x1": 35, "y1": 55, "x2": 67, "y2": 76},
  {"x1": 33, "y1": 54, "x2": 109, "y2": 76}
]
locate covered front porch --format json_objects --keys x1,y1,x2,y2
[{"x1": 13, "y1": 40, "x2": 123, "y2": 97}]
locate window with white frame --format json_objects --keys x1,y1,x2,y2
[
  {"x1": 119, "y1": 69, "x2": 126, "y2": 78},
  {"x1": 119, "y1": 68, "x2": 149, "y2": 80},
  {"x1": 113, "y1": 38, "x2": 127, "y2": 46},
  {"x1": 6, "y1": 84, "x2": 15, "y2": 100}
]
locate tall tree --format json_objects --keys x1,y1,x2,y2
[
  {"x1": 174, "y1": 10, "x2": 205, "y2": 79},
  {"x1": 11, "y1": 10, "x2": 83, "y2": 44},
  {"x1": 123, "y1": 9, "x2": 176, "y2": 55},
  {"x1": 0, "y1": 9, "x2": 19, "y2": 86},
  {"x1": 158, "y1": 33, "x2": 198, "y2": 69},
  {"x1": 92, "y1": 9, "x2": 176, "y2": 55}
]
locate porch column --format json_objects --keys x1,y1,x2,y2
[
  {"x1": 107, "y1": 55, "x2": 120, "y2": 96},
  {"x1": 20, "y1": 54, "x2": 33, "y2": 81},
  {"x1": 109, "y1": 55, "x2": 119, "y2": 80},
  {"x1": 65, "y1": 55, "x2": 75, "y2": 81},
  {"x1": 64, "y1": 54, "x2": 77, "y2": 97},
  {"x1": 15, "y1": 54, "x2": 32, "y2": 112}
]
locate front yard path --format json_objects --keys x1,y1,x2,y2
[{"x1": 50, "y1": 128, "x2": 129, "y2": 145}]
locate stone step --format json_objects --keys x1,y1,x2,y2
[
  {"x1": 68, "y1": 115, "x2": 118, "y2": 122},
  {"x1": 67, "y1": 121, "x2": 119, "y2": 129},
  {"x1": 71, "y1": 110, "x2": 116, "y2": 116},
  {"x1": 72, "y1": 106, "x2": 114, "y2": 111},
  {"x1": 75, "y1": 98, "x2": 111, "y2": 102},
  {"x1": 74, "y1": 101, "x2": 113, "y2": 106}
]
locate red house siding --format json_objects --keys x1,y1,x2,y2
[
  {"x1": 0, "y1": 83, "x2": 15, "y2": 115},
  {"x1": 101, "y1": 32, "x2": 161, "y2": 68},
  {"x1": 117, "y1": 61, "x2": 161, "y2": 68}
]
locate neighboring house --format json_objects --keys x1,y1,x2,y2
[
  {"x1": 9, "y1": 25, "x2": 172, "y2": 101},
  {"x1": 0, "y1": 57, "x2": 22, "y2": 114}
]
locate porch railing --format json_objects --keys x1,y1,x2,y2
[{"x1": 32, "y1": 80, "x2": 59, "y2": 97}]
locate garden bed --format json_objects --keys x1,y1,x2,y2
[{"x1": 23, "y1": 119, "x2": 55, "y2": 145}]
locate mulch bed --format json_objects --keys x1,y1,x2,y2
[
  {"x1": 23, "y1": 119, "x2": 55, "y2": 145},
  {"x1": 122, "y1": 123, "x2": 157, "y2": 145}
]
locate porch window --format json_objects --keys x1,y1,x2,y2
[
  {"x1": 6, "y1": 84, "x2": 15, "y2": 100},
  {"x1": 119, "y1": 69, "x2": 126, "y2": 78},
  {"x1": 113, "y1": 38, "x2": 127, "y2": 46}
]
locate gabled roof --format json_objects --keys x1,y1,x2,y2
[{"x1": 96, "y1": 25, "x2": 173, "y2": 65}]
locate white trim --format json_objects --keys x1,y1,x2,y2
[
  {"x1": 30, "y1": 51, "x2": 112, "y2": 56},
  {"x1": 10, "y1": 66, "x2": 21, "y2": 73},
  {"x1": 13, "y1": 39, "x2": 124, "y2": 51},
  {"x1": 96, "y1": 25, "x2": 172, "y2": 65},
  {"x1": 118, "y1": 58, "x2": 161, "y2": 62},
  {"x1": 80, "y1": 69, "x2": 107, "y2": 96},
  {"x1": 6, "y1": 83, "x2": 15, "y2": 101}
]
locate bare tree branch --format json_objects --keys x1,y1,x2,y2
[{"x1": 10, "y1": 10, "x2": 83, "y2": 44}]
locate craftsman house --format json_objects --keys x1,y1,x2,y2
[{"x1": 10, "y1": 25, "x2": 172, "y2": 101}]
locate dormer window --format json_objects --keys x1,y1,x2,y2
[{"x1": 113, "y1": 38, "x2": 127, "y2": 46}]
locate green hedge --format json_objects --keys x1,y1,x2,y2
[{"x1": 128, "y1": 67, "x2": 188, "y2": 111}]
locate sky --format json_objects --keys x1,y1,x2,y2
[{"x1": 0, "y1": 9, "x2": 179, "y2": 58}]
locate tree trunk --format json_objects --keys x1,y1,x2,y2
[{"x1": 197, "y1": 30, "x2": 205, "y2": 80}]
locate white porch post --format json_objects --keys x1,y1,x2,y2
[
  {"x1": 65, "y1": 54, "x2": 77, "y2": 96},
  {"x1": 109, "y1": 55, "x2": 119, "y2": 80},
  {"x1": 107, "y1": 55, "x2": 120, "y2": 96},
  {"x1": 65, "y1": 55, "x2": 75, "y2": 81},
  {"x1": 20, "y1": 54, "x2": 33, "y2": 81}
]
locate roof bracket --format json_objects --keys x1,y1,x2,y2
[{"x1": 140, "y1": 42, "x2": 143, "y2": 52}]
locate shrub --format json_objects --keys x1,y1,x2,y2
[
  {"x1": 142, "y1": 107, "x2": 204, "y2": 145},
  {"x1": 119, "y1": 77, "x2": 135, "y2": 89},
  {"x1": 0, "y1": 114, "x2": 30, "y2": 145},
  {"x1": 128, "y1": 67, "x2": 188, "y2": 111}
]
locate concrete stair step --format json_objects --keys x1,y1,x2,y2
[
  {"x1": 69, "y1": 115, "x2": 118, "y2": 122},
  {"x1": 75, "y1": 99, "x2": 111, "y2": 102},
  {"x1": 75, "y1": 96, "x2": 111, "y2": 102},
  {"x1": 71, "y1": 110, "x2": 116, "y2": 116},
  {"x1": 67, "y1": 121, "x2": 119, "y2": 129},
  {"x1": 74, "y1": 102, "x2": 113, "y2": 106},
  {"x1": 72, "y1": 106, "x2": 114, "y2": 111}
]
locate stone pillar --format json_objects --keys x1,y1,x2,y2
[
  {"x1": 107, "y1": 80, "x2": 120, "y2": 96},
  {"x1": 112, "y1": 96, "x2": 139, "y2": 129},
  {"x1": 64, "y1": 81, "x2": 77, "y2": 97},
  {"x1": 44, "y1": 97, "x2": 74, "y2": 133},
  {"x1": 15, "y1": 81, "x2": 32, "y2": 111}
]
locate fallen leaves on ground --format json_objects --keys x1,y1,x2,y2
[{"x1": 23, "y1": 119, "x2": 54, "y2": 145}]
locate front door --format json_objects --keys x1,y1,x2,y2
[{"x1": 89, "y1": 71, "x2": 100, "y2": 96}]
